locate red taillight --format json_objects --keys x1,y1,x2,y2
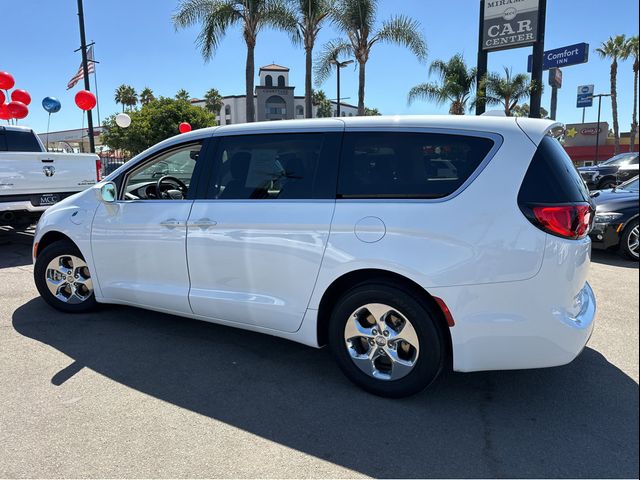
[
  {"x1": 96, "y1": 159, "x2": 102, "y2": 182},
  {"x1": 532, "y1": 204, "x2": 592, "y2": 239}
]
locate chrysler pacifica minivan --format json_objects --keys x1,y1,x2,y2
[{"x1": 33, "y1": 116, "x2": 596, "y2": 397}]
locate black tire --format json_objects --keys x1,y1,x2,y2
[
  {"x1": 328, "y1": 282, "x2": 446, "y2": 398},
  {"x1": 598, "y1": 179, "x2": 617, "y2": 190},
  {"x1": 34, "y1": 239, "x2": 98, "y2": 313},
  {"x1": 619, "y1": 219, "x2": 639, "y2": 261}
]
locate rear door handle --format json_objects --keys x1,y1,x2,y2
[
  {"x1": 188, "y1": 218, "x2": 217, "y2": 229},
  {"x1": 160, "y1": 218, "x2": 184, "y2": 229}
]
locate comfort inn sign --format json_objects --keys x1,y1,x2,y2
[{"x1": 482, "y1": 0, "x2": 539, "y2": 51}]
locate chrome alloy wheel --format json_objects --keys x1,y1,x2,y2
[
  {"x1": 344, "y1": 303, "x2": 420, "y2": 381},
  {"x1": 45, "y1": 255, "x2": 93, "y2": 304},
  {"x1": 628, "y1": 225, "x2": 639, "y2": 258}
]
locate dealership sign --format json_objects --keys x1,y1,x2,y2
[
  {"x1": 527, "y1": 43, "x2": 590, "y2": 72},
  {"x1": 482, "y1": 0, "x2": 539, "y2": 51}
]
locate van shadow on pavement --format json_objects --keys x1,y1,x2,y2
[{"x1": 12, "y1": 298, "x2": 639, "y2": 478}]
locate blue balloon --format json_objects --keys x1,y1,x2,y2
[{"x1": 42, "y1": 96, "x2": 61, "y2": 114}]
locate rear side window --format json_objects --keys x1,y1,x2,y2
[
  {"x1": 337, "y1": 132, "x2": 495, "y2": 198},
  {"x1": 2, "y1": 130, "x2": 41, "y2": 152},
  {"x1": 208, "y1": 133, "x2": 338, "y2": 200},
  {"x1": 518, "y1": 136, "x2": 591, "y2": 205}
]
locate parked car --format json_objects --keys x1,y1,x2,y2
[
  {"x1": 32, "y1": 116, "x2": 596, "y2": 397},
  {"x1": 590, "y1": 176, "x2": 639, "y2": 260},
  {"x1": 0, "y1": 126, "x2": 101, "y2": 227},
  {"x1": 578, "y1": 152, "x2": 639, "y2": 190}
]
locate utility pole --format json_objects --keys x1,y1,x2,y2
[
  {"x1": 529, "y1": 0, "x2": 547, "y2": 118},
  {"x1": 330, "y1": 59, "x2": 353, "y2": 117},
  {"x1": 76, "y1": 0, "x2": 95, "y2": 153},
  {"x1": 593, "y1": 93, "x2": 611, "y2": 164},
  {"x1": 475, "y1": 0, "x2": 488, "y2": 115}
]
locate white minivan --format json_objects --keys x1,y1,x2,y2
[{"x1": 33, "y1": 116, "x2": 596, "y2": 397}]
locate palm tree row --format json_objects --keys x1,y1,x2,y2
[
  {"x1": 115, "y1": 86, "x2": 220, "y2": 112},
  {"x1": 596, "y1": 34, "x2": 638, "y2": 154},
  {"x1": 173, "y1": 0, "x2": 427, "y2": 121},
  {"x1": 407, "y1": 55, "x2": 535, "y2": 117}
]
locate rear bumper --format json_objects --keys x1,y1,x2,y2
[
  {"x1": 432, "y1": 237, "x2": 596, "y2": 373},
  {"x1": 0, "y1": 192, "x2": 78, "y2": 213},
  {"x1": 0, "y1": 200, "x2": 48, "y2": 213}
]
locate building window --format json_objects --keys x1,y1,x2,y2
[
  {"x1": 265, "y1": 75, "x2": 273, "y2": 87},
  {"x1": 265, "y1": 95, "x2": 287, "y2": 119},
  {"x1": 277, "y1": 75, "x2": 285, "y2": 87},
  {"x1": 296, "y1": 105, "x2": 304, "y2": 116}
]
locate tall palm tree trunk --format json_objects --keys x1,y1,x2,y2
[
  {"x1": 631, "y1": 62, "x2": 638, "y2": 152},
  {"x1": 245, "y1": 42, "x2": 256, "y2": 123},
  {"x1": 305, "y1": 46, "x2": 313, "y2": 118},
  {"x1": 610, "y1": 60, "x2": 620, "y2": 154},
  {"x1": 357, "y1": 61, "x2": 366, "y2": 115}
]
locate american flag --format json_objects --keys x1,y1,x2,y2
[{"x1": 67, "y1": 45, "x2": 95, "y2": 90}]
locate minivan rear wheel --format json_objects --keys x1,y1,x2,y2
[
  {"x1": 34, "y1": 239, "x2": 98, "y2": 313},
  {"x1": 328, "y1": 283, "x2": 445, "y2": 397}
]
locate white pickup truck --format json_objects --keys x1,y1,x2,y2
[{"x1": 0, "y1": 126, "x2": 101, "y2": 227}]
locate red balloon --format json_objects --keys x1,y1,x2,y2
[
  {"x1": 0, "y1": 103, "x2": 12, "y2": 120},
  {"x1": 0, "y1": 71, "x2": 15, "y2": 90},
  {"x1": 179, "y1": 122, "x2": 192, "y2": 133},
  {"x1": 75, "y1": 90, "x2": 96, "y2": 111},
  {"x1": 11, "y1": 89, "x2": 31, "y2": 106},
  {"x1": 8, "y1": 101, "x2": 28, "y2": 119},
  {"x1": 0, "y1": 91, "x2": 4, "y2": 104}
]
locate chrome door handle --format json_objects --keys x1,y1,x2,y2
[
  {"x1": 188, "y1": 218, "x2": 217, "y2": 228},
  {"x1": 160, "y1": 218, "x2": 183, "y2": 228}
]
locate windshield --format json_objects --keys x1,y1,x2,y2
[
  {"x1": 619, "y1": 177, "x2": 639, "y2": 192},
  {"x1": 601, "y1": 153, "x2": 639, "y2": 166}
]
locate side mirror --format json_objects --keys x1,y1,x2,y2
[{"x1": 100, "y1": 182, "x2": 117, "y2": 203}]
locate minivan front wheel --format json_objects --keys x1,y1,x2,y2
[
  {"x1": 34, "y1": 240, "x2": 98, "y2": 313},
  {"x1": 328, "y1": 283, "x2": 445, "y2": 397}
]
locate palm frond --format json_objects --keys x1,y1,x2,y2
[
  {"x1": 313, "y1": 38, "x2": 353, "y2": 85},
  {"x1": 407, "y1": 83, "x2": 447, "y2": 106},
  {"x1": 371, "y1": 15, "x2": 427, "y2": 61},
  {"x1": 263, "y1": 0, "x2": 300, "y2": 44}
]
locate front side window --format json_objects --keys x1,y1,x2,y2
[
  {"x1": 209, "y1": 134, "x2": 326, "y2": 200},
  {"x1": 338, "y1": 132, "x2": 495, "y2": 199},
  {"x1": 122, "y1": 143, "x2": 201, "y2": 200}
]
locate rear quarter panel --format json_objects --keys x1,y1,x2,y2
[{"x1": 309, "y1": 124, "x2": 547, "y2": 308}]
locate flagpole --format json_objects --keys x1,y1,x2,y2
[
  {"x1": 76, "y1": 0, "x2": 95, "y2": 153},
  {"x1": 91, "y1": 40, "x2": 101, "y2": 130}
]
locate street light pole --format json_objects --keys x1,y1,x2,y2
[
  {"x1": 593, "y1": 93, "x2": 611, "y2": 164},
  {"x1": 330, "y1": 59, "x2": 353, "y2": 117}
]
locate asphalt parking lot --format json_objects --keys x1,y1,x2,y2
[{"x1": 0, "y1": 226, "x2": 638, "y2": 478}]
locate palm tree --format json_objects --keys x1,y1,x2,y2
[
  {"x1": 596, "y1": 34, "x2": 627, "y2": 154},
  {"x1": 407, "y1": 54, "x2": 476, "y2": 115},
  {"x1": 315, "y1": 0, "x2": 427, "y2": 115},
  {"x1": 204, "y1": 88, "x2": 224, "y2": 115},
  {"x1": 312, "y1": 89, "x2": 332, "y2": 117},
  {"x1": 114, "y1": 84, "x2": 137, "y2": 112},
  {"x1": 176, "y1": 89, "x2": 191, "y2": 101},
  {"x1": 173, "y1": 0, "x2": 298, "y2": 123},
  {"x1": 475, "y1": 67, "x2": 533, "y2": 116},
  {"x1": 294, "y1": 0, "x2": 333, "y2": 118},
  {"x1": 140, "y1": 87, "x2": 155, "y2": 106},
  {"x1": 622, "y1": 36, "x2": 639, "y2": 152},
  {"x1": 511, "y1": 103, "x2": 549, "y2": 119}
]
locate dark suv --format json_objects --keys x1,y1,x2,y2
[{"x1": 578, "y1": 152, "x2": 639, "y2": 190}]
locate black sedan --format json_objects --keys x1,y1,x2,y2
[
  {"x1": 590, "y1": 176, "x2": 639, "y2": 260},
  {"x1": 578, "y1": 152, "x2": 639, "y2": 190}
]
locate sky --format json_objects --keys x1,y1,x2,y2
[{"x1": 2, "y1": 0, "x2": 639, "y2": 134}]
